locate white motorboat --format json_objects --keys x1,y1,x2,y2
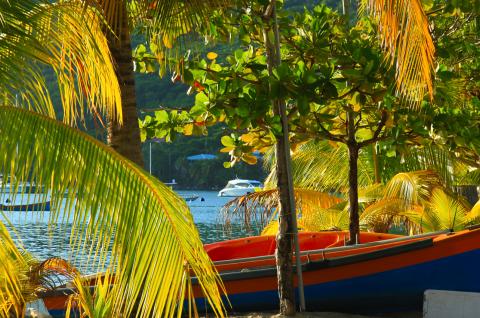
[{"x1": 218, "y1": 179, "x2": 263, "y2": 197}]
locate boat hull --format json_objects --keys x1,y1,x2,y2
[
  {"x1": 194, "y1": 229, "x2": 480, "y2": 314},
  {"x1": 0, "y1": 201, "x2": 50, "y2": 211},
  {"x1": 198, "y1": 248, "x2": 480, "y2": 313}
]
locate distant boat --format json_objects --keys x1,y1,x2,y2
[
  {"x1": 218, "y1": 179, "x2": 263, "y2": 197},
  {"x1": 182, "y1": 194, "x2": 199, "y2": 202},
  {"x1": 0, "y1": 201, "x2": 50, "y2": 211},
  {"x1": 0, "y1": 179, "x2": 51, "y2": 211}
]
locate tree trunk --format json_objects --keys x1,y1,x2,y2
[
  {"x1": 263, "y1": 1, "x2": 301, "y2": 315},
  {"x1": 347, "y1": 109, "x2": 360, "y2": 245},
  {"x1": 372, "y1": 143, "x2": 381, "y2": 184},
  {"x1": 275, "y1": 113, "x2": 296, "y2": 315},
  {"x1": 106, "y1": 3, "x2": 144, "y2": 167},
  {"x1": 342, "y1": 0, "x2": 350, "y2": 24}
]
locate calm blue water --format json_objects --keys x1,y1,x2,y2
[{"x1": 2, "y1": 191, "x2": 260, "y2": 273}]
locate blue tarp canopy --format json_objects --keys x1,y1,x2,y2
[{"x1": 186, "y1": 154, "x2": 218, "y2": 161}]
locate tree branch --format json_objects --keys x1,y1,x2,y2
[
  {"x1": 314, "y1": 114, "x2": 346, "y2": 143},
  {"x1": 358, "y1": 110, "x2": 388, "y2": 147}
]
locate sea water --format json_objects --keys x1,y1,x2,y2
[{"x1": 1, "y1": 191, "x2": 261, "y2": 274}]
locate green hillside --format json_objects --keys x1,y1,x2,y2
[{"x1": 45, "y1": 0, "x2": 345, "y2": 188}]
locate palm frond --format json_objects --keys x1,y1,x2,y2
[
  {"x1": 298, "y1": 207, "x2": 350, "y2": 232},
  {"x1": 383, "y1": 170, "x2": 443, "y2": 207},
  {"x1": 0, "y1": 107, "x2": 225, "y2": 317},
  {"x1": 88, "y1": 0, "x2": 227, "y2": 46},
  {"x1": 0, "y1": 221, "x2": 27, "y2": 317},
  {"x1": 358, "y1": 183, "x2": 384, "y2": 202},
  {"x1": 361, "y1": 197, "x2": 424, "y2": 233},
  {"x1": 0, "y1": 0, "x2": 121, "y2": 125},
  {"x1": 400, "y1": 145, "x2": 469, "y2": 188},
  {"x1": 266, "y1": 141, "x2": 374, "y2": 192},
  {"x1": 465, "y1": 200, "x2": 480, "y2": 226},
  {"x1": 424, "y1": 188, "x2": 468, "y2": 231},
  {"x1": 223, "y1": 188, "x2": 343, "y2": 232},
  {"x1": 366, "y1": 0, "x2": 435, "y2": 104}
]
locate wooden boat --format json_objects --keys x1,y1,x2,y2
[
  {"x1": 40, "y1": 229, "x2": 480, "y2": 316},
  {"x1": 195, "y1": 228, "x2": 480, "y2": 314}
]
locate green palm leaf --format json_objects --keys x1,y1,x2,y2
[
  {"x1": 0, "y1": 107, "x2": 225, "y2": 317},
  {"x1": 0, "y1": 0, "x2": 121, "y2": 125}
]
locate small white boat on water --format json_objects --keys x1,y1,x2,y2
[{"x1": 218, "y1": 179, "x2": 263, "y2": 197}]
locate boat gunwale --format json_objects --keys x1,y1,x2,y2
[
  {"x1": 211, "y1": 230, "x2": 451, "y2": 266},
  {"x1": 196, "y1": 237, "x2": 434, "y2": 283}
]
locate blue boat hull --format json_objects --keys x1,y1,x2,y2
[{"x1": 196, "y1": 249, "x2": 480, "y2": 314}]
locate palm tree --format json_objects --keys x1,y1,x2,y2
[
  {"x1": 83, "y1": 0, "x2": 227, "y2": 166},
  {"x1": 0, "y1": 107, "x2": 225, "y2": 317},
  {"x1": 1, "y1": 2, "x2": 225, "y2": 317}
]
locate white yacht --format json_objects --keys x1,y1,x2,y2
[{"x1": 218, "y1": 179, "x2": 263, "y2": 197}]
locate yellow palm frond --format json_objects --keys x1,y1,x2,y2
[
  {"x1": 425, "y1": 188, "x2": 469, "y2": 232},
  {"x1": 361, "y1": 197, "x2": 424, "y2": 233},
  {"x1": 0, "y1": 107, "x2": 225, "y2": 317},
  {"x1": 358, "y1": 183, "x2": 384, "y2": 203},
  {"x1": 265, "y1": 141, "x2": 374, "y2": 192},
  {"x1": 465, "y1": 200, "x2": 480, "y2": 226},
  {"x1": 362, "y1": 186, "x2": 470, "y2": 233},
  {"x1": 261, "y1": 221, "x2": 279, "y2": 236},
  {"x1": 0, "y1": 221, "x2": 27, "y2": 317},
  {"x1": 366, "y1": 0, "x2": 435, "y2": 104},
  {"x1": 384, "y1": 170, "x2": 442, "y2": 207},
  {"x1": 1, "y1": 0, "x2": 121, "y2": 125},
  {"x1": 299, "y1": 208, "x2": 350, "y2": 232},
  {"x1": 261, "y1": 207, "x2": 349, "y2": 235}
]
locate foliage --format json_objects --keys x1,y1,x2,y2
[
  {"x1": 138, "y1": 1, "x2": 438, "y2": 170},
  {"x1": 141, "y1": 125, "x2": 265, "y2": 189},
  {"x1": 0, "y1": 107, "x2": 226, "y2": 317},
  {"x1": 229, "y1": 169, "x2": 477, "y2": 236}
]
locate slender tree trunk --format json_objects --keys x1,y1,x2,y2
[
  {"x1": 347, "y1": 109, "x2": 360, "y2": 245},
  {"x1": 372, "y1": 143, "x2": 381, "y2": 183},
  {"x1": 274, "y1": 109, "x2": 296, "y2": 315},
  {"x1": 106, "y1": 4, "x2": 144, "y2": 166},
  {"x1": 342, "y1": 0, "x2": 350, "y2": 24},
  {"x1": 263, "y1": 1, "x2": 302, "y2": 315}
]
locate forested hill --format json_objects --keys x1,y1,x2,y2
[{"x1": 47, "y1": 0, "x2": 341, "y2": 189}]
